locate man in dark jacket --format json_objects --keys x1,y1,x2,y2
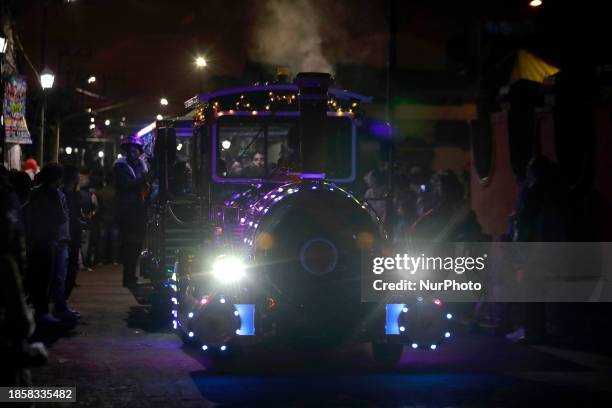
[
  {"x1": 113, "y1": 137, "x2": 148, "y2": 287},
  {"x1": 23, "y1": 163, "x2": 73, "y2": 323}
]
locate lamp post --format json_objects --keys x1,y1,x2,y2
[
  {"x1": 39, "y1": 67, "x2": 55, "y2": 166},
  {"x1": 195, "y1": 56, "x2": 207, "y2": 93}
]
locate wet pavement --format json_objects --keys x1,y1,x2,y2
[{"x1": 30, "y1": 265, "x2": 612, "y2": 407}]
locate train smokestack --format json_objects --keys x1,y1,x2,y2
[{"x1": 295, "y1": 72, "x2": 333, "y2": 177}]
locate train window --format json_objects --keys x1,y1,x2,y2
[
  {"x1": 216, "y1": 117, "x2": 299, "y2": 178},
  {"x1": 214, "y1": 115, "x2": 355, "y2": 183}
]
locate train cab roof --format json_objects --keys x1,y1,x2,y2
[{"x1": 183, "y1": 83, "x2": 372, "y2": 115}]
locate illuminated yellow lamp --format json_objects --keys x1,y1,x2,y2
[
  {"x1": 348, "y1": 109, "x2": 353, "y2": 114},
  {"x1": 265, "y1": 105, "x2": 270, "y2": 110},
  {"x1": 240, "y1": 94, "x2": 245, "y2": 99},
  {"x1": 291, "y1": 94, "x2": 296, "y2": 100},
  {"x1": 337, "y1": 108, "x2": 343, "y2": 115},
  {"x1": 229, "y1": 109, "x2": 235, "y2": 114},
  {"x1": 356, "y1": 232, "x2": 374, "y2": 250},
  {"x1": 255, "y1": 232, "x2": 274, "y2": 250},
  {"x1": 269, "y1": 91, "x2": 273, "y2": 96},
  {"x1": 217, "y1": 111, "x2": 224, "y2": 117},
  {"x1": 251, "y1": 110, "x2": 258, "y2": 115},
  {"x1": 245, "y1": 103, "x2": 250, "y2": 108},
  {"x1": 352, "y1": 102, "x2": 358, "y2": 107},
  {"x1": 529, "y1": 0, "x2": 542, "y2": 7},
  {"x1": 332, "y1": 101, "x2": 337, "y2": 107}
]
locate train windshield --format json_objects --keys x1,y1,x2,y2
[{"x1": 214, "y1": 114, "x2": 354, "y2": 183}]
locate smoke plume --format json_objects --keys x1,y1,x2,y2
[{"x1": 250, "y1": 0, "x2": 334, "y2": 75}]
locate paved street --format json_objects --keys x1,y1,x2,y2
[{"x1": 30, "y1": 265, "x2": 612, "y2": 407}]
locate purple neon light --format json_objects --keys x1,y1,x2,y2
[
  {"x1": 301, "y1": 173, "x2": 326, "y2": 179},
  {"x1": 369, "y1": 120, "x2": 393, "y2": 141},
  {"x1": 136, "y1": 122, "x2": 156, "y2": 137}
]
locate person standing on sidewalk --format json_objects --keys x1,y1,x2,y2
[
  {"x1": 63, "y1": 165, "x2": 86, "y2": 304},
  {"x1": 23, "y1": 163, "x2": 76, "y2": 323},
  {"x1": 113, "y1": 137, "x2": 149, "y2": 288},
  {"x1": 96, "y1": 171, "x2": 120, "y2": 264}
]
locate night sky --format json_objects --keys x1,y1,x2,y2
[{"x1": 12, "y1": 0, "x2": 602, "y2": 133}]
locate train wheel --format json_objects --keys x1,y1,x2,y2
[{"x1": 371, "y1": 342, "x2": 403, "y2": 368}]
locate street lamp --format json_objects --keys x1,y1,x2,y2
[
  {"x1": 529, "y1": 0, "x2": 542, "y2": 7},
  {"x1": 39, "y1": 67, "x2": 55, "y2": 165},
  {"x1": 40, "y1": 68, "x2": 55, "y2": 89},
  {"x1": 160, "y1": 97, "x2": 168, "y2": 106},
  {"x1": 87, "y1": 75, "x2": 96, "y2": 84},
  {"x1": 156, "y1": 114, "x2": 163, "y2": 120},
  {"x1": 195, "y1": 56, "x2": 207, "y2": 67},
  {"x1": 195, "y1": 56, "x2": 207, "y2": 93}
]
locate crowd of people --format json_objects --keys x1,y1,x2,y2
[
  {"x1": 363, "y1": 165, "x2": 484, "y2": 245},
  {"x1": 363, "y1": 156, "x2": 611, "y2": 348},
  {"x1": 2, "y1": 136, "x2": 609, "y2": 384},
  {"x1": 0, "y1": 139, "x2": 140, "y2": 385}
]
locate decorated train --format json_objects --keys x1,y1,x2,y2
[{"x1": 137, "y1": 72, "x2": 452, "y2": 366}]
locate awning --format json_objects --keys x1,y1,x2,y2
[{"x1": 510, "y1": 49, "x2": 560, "y2": 84}]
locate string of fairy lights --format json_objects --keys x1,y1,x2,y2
[{"x1": 194, "y1": 90, "x2": 363, "y2": 122}]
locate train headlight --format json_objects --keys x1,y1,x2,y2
[{"x1": 211, "y1": 255, "x2": 246, "y2": 283}]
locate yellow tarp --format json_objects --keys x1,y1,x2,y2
[{"x1": 510, "y1": 49, "x2": 560, "y2": 83}]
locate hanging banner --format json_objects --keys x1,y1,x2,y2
[{"x1": 3, "y1": 75, "x2": 32, "y2": 144}]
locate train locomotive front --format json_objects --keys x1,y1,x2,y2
[
  {"x1": 172, "y1": 178, "x2": 384, "y2": 350},
  {"x1": 142, "y1": 72, "x2": 453, "y2": 364}
]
